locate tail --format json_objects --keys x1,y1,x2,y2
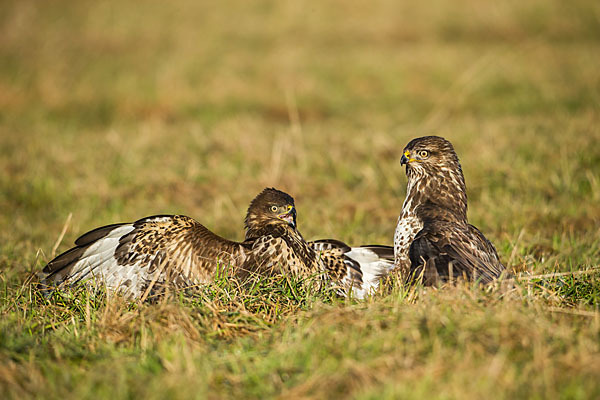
[{"x1": 310, "y1": 240, "x2": 395, "y2": 299}]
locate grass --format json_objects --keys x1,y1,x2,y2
[{"x1": 1, "y1": 0, "x2": 600, "y2": 398}]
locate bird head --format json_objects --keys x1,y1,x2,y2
[
  {"x1": 400, "y1": 136, "x2": 460, "y2": 173},
  {"x1": 400, "y1": 136, "x2": 468, "y2": 218},
  {"x1": 245, "y1": 188, "x2": 297, "y2": 239}
]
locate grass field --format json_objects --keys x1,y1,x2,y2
[{"x1": 1, "y1": 0, "x2": 600, "y2": 398}]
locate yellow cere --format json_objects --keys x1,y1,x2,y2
[{"x1": 404, "y1": 150, "x2": 419, "y2": 163}]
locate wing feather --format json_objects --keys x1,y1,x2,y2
[
  {"x1": 74, "y1": 222, "x2": 132, "y2": 246},
  {"x1": 409, "y1": 222, "x2": 504, "y2": 284},
  {"x1": 41, "y1": 215, "x2": 248, "y2": 298},
  {"x1": 310, "y1": 240, "x2": 395, "y2": 298}
]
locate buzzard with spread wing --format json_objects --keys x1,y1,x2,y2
[
  {"x1": 394, "y1": 136, "x2": 505, "y2": 284},
  {"x1": 41, "y1": 188, "x2": 393, "y2": 299}
]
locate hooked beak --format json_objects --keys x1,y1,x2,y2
[
  {"x1": 400, "y1": 150, "x2": 411, "y2": 165},
  {"x1": 278, "y1": 206, "x2": 297, "y2": 228}
]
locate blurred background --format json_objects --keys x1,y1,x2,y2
[{"x1": 1, "y1": 0, "x2": 599, "y2": 274}]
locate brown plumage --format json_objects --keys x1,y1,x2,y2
[
  {"x1": 41, "y1": 188, "x2": 393, "y2": 299},
  {"x1": 393, "y1": 136, "x2": 505, "y2": 284}
]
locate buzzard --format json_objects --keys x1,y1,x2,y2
[
  {"x1": 394, "y1": 136, "x2": 505, "y2": 284},
  {"x1": 41, "y1": 188, "x2": 394, "y2": 299}
]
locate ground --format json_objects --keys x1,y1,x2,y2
[{"x1": 1, "y1": 0, "x2": 599, "y2": 398}]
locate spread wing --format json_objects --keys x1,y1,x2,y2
[
  {"x1": 408, "y1": 221, "x2": 504, "y2": 285},
  {"x1": 310, "y1": 239, "x2": 395, "y2": 298},
  {"x1": 41, "y1": 215, "x2": 248, "y2": 298}
]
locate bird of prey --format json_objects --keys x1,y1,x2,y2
[
  {"x1": 394, "y1": 136, "x2": 505, "y2": 284},
  {"x1": 41, "y1": 188, "x2": 394, "y2": 299}
]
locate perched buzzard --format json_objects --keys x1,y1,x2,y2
[
  {"x1": 394, "y1": 136, "x2": 505, "y2": 284},
  {"x1": 41, "y1": 188, "x2": 394, "y2": 299}
]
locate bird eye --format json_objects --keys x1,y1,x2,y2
[
  {"x1": 270, "y1": 205, "x2": 278, "y2": 212},
  {"x1": 418, "y1": 150, "x2": 429, "y2": 158}
]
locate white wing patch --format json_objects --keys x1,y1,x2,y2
[
  {"x1": 63, "y1": 225, "x2": 135, "y2": 284},
  {"x1": 45, "y1": 224, "x2": 164, "y2": 298},
  {"x1": 345, "y1": 247, "x2": 395, "y2": 299}
]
